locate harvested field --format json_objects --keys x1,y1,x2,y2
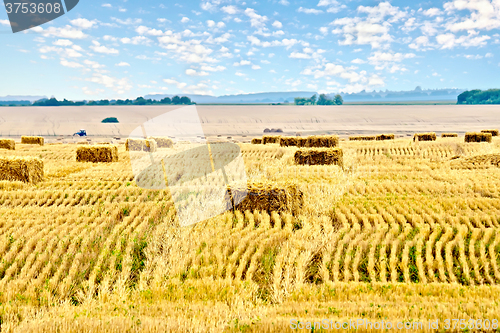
[
  {"x1": 0, "y1": 156, "x2": 43, "y2": 184},
  {"x1": 149, "y1": 137, "x2": 174, "y2": 148},
  {"x1": 76, "y1": 145, "x2": 119, "y2": 163},
  {"x1": 294, "y1": 148, "x2": 343, "y2": 166},
  {"x1": 125, "y1": 138, "x2": 158, "y2": 152},
  {"x1": 0, "y1": 138, "x2": 15, "y2": 150},
  {"x1": 21, "y1": 136, "x2": 44, "y2": 146},
  {"x1": 465, "y1": 132, "x2": 492, "y2": 143},
  {"x1": 451, "y1": 153, "x2": 500, "y2": 169},
  {"x1": 441, "y1": 133, "x2": 458, "y2": 137}
]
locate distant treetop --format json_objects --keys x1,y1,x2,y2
[
  {"x1": 32, "y1": 96, "x2": 195, "y2": 106},
  {"x1": 457, "y1": 89, "x2": 500, "y2": 104}
]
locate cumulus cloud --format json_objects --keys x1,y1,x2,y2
[
  {"x1": 116, "y1": 62, "x2": 130, "y2": 66},
  {"x1": 70, "y1": 18, "x2": 97, "y2": 29},
  {"x1": 60, "y1": 59, "x2": 83, "y2": 68},
  {"x1": 444, "y1": 0, "x2": 500, "y2": 32},
  {"x1": 422, "y1": 8, "x2": 442, "y2": 16},
  {"x1": 90, "y1": 41, "x2": 119, "y2": 54},
  {"x1": 244, "y1": 8, "x2": 268, "y2": 28},
  {"x1": 272, "y1": 20, "x2": 283, "y2": 28},
  {"x1": 436, "y1": 32, "x2": 490, "y2": 49},
  {"x1": 181, "y1": 17, "x2": 190, "y2": 23},
  {"x1": 186, "y1": 68, "x2": 209, "y2": 76},
  {"x1": 222, "y1": 5, "x2": 239, "y2": 14},
  {"x1": 298, "y1": 7, "x2": 323, "y2": 14}
]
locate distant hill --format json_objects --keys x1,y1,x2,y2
[
  {"x1": 0, "y1": 95, "x2": 47, "y2": 102},
  {"x1": 146, "y1": 88, "x2": 464, "y2": 104},
  {"x1": 145, "y1": 91, "x2": 316, "y2": 104}
]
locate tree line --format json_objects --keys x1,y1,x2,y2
[
  {"x1": 294, "y1": 94, "x2": 343, "y2": 105},
  {"x1": 32, "y1": 96, "x2": 195, "y2": 106},
  {"x1": 457, "y1": 89, "x2": 500, "y2": 104}
]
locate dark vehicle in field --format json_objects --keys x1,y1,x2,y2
[{"x1": 73, "y1": 129, "x2": 87, "y2": 136}]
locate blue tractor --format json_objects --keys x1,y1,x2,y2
[{"x1": 73, "y1": 129, "x2": 87, "y2": 137}]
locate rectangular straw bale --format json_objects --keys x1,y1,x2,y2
[
  {"x1": 465, "y1": 132, "x2": 492, "y2": 143},
  {"x1": 294, "y1": 148, "x2": 343, "y2": 167},
  {"x1": 76, "y1": 145, "x2": 119, "y2": 163},
  {"x1": 149, "y1": 137, "x2": 174, "y2": 148},
  {"x1": 305, "y1": 135, "x2": 339, "y2": 148},
  {"x1": 251, "y1": 138, "x2": 262, "y2": 144},
  {"x1": 125, "y1": 138, "x2": 157, "y2": 152},
  {"x1": 228, "y1": 182, "x2": 303, "y2": 215},
  {"x1": 21, "y1": 136, "x2": 44, "y2": 146},
  {"x1": 296, "y1": 137, "x2": 308, "y2": 147},
  {"x1": 481, "y1": 129, "x2": 499, "y2": 137},
  {"x1": 349, "y1": 135, "x2": 376, "y2": 141},
  {"x1": 262, "y1": 135, "x2": 281, "y2": 144},
  {"x1": 376, "y1": 134, "x2": 395, "y2": 141},
  {"x1": 441, "y1": 133, "x2": 458, "y2": 138},
  {"x1": 413, "y1": 132, "x2": 437, "y2": 141},
  {"x1": 0, "y1": 157, "x2": 43, "y2": 184},
  {"x1": 279, "y1": 136, "x2": 298, "y2": 147},
  {"x1": 0, "y1": 139, "x2": 15, "y2": 150}
]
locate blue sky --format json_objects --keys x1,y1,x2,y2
[{"x1": 1, "y1": 0, "x2": 499, "y2": 100}]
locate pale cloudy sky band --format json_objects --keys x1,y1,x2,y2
[{"x1": 0, "y1": 0, "x2": 498, "y2": 100}]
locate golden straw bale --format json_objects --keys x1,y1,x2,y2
[
  {"x1": 228, "y1": 182, "x2": 303, "y2": 215},
  {"x1": 262, "y1": 135, "x2": 281, "y2": 144},
  {"x1": 149, "y1": 137, "x2": 174, "y2": 148},
  {"x1": 279, "y1": 137, "x2": 298, "y2": 147},
  {"x1": 0, "y1": 157, "x2": 43, "y2": 184},
  {"x1": 0, "y1": 139, "x2": 15, "y2": 150},
  {"x1": 305, "y1": 135, "x2": 339, "y2": 148},
  {"x1": 251, "y1": 138, "x2": 262, "y2": 144},
  {"x1": 349, "y1": 135, "x2": 376, "y2": 141},
  {"x1": 294, "y1": 148, "x2": 343, "y2": 167},
  {"x1": 296, "y1": 137, "x2": 308, "y2": 147},
  {"x1": 125, "y1": 138, "x2": 158, "y2": 152},
  {"x1": 441, "y1": 133, "x2": 458, "y2": 138},
  {"x1": 465, "y1": 132, "x2": 492, "y2": 143},
  {"x1": 481, "y1": 129, "x2": 499, "y2": 137},
  {"x1": 376, "y1": 134, "x2": 395, "y2": 141},
  {"x1": 76, "y1": 145, "x2": 119, "y2": 163},
  {"x1": 413, "y1": 132, "x2": 437, "y2": 141},
  {"x1": 21, "y1": 136, "x2": 44, "y2": 146}
]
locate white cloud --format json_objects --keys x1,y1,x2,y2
[
  {"x1": 235, "y1": 72, "x2": 245, "y2": 76},
  {"x1": 251, "y1": 64, "x2": 261, "y2": 70},
  {"x1": 102, "y1": 4, "x2": 111, "y2": 8},
  {"x1": 181, "y1": 17, "x2": 190, "y2": 23},
  {"x1": 0, "y1": 19, "x2": 10, "y2": 25},
  {"x1": 116, "y1": 62, "x2": 130, "y2": 67},
  {"x1": 60, "y1": 59, "x2": 83, "y2": 68},
  {"x1": 112, "y1": 18, "x2": 143, "y2": 25},
  {"x1": 351, "y1": 58, "x2": 366, "y2": 64},
  {"x1": 53, "y1": 39, "x2": 73, "y2": 46},
  {"x1": 319, "y1": 27, "x2": 328, "y2": 34},
  {"x1": 444, "y1": 0, "x2": 500, "y2": 32},
  {"x1": 409, "y1": 35, "x2": 431, "y2": 51},
  {"x1": 422, "y1": 8, "x2": 442, "y2": 16},
  {"x1": 298, "y1": 7, "x2": 323, "y2": 14},
  {"x1": 289, "y1": 52, "x2": 311, "y2": 59},
  {"x1": 33, "y1": 25, "x2": 88, "y2": 39},
  {"x1": 436, "y1": 32, "x2": 490, "y2": 49},
  {"x1": 486, "y1": 52, "x2": 494, "y2": 57},
  {"x1": 207, "y1": 20, "x2": 216, "y2": 28},
  {"x1": 222, "y1": 5, "x2": 239, "y2": 14},
  {"x1": 70, "y1": 18, "x2": 97, "y2": 29},
  {"x1": 244, "y1": 8, "x2": 268, "y2": 28},
  {"x1": 136, "y1": 26, "x2": 164, "y2": 36},
  {"x1": 120, "y1": 36, "x2": 152, "y2": 45},
  {"x1": 185, "y1": 69, "x2": 209, "y2": 76},
  {"x1": 201, "y1": 65, "x2": 226, "y2": 72},
  {"x1": 90, "y1": 41, "x2": 119, "y2": 54},
  {"x1": 234, "y1": 60, "x2": 252, "y2": 66},
  {"x1": 272, "y1": 20, "x2": 283, "y2": 28},
  {"x1": 87, "y1": 73, "x2": 133, "y2": 94},
  {"x1": 279, "y1": 0, "x2": 289, "y2": 5}
]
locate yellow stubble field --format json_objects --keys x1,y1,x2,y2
[{"x1": 0, "y1": 136, "x2": 500, "y2": 332}]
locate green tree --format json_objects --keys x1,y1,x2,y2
[
  {"x1": 309, "y1": 94, "x2": 317, "y2": 105},
  {"x1": 160, "y1": 97, "x2": 171, "y2": 104},
  {"x1": 172, "y1": 96, "x2": 181, "y2": 104},
  {"x1": 333, "y1": 94, "x2": 343, "y2": 105},
  {"x1": 180, "y1": 96, "x2": 192, "y2": 104}
]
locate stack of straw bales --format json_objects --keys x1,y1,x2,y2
[
  {"x1": 296, "y1": 137, "x2": 308, "y2": 147},
  {"x1": 228, "y1": 182, "x2": 303, "y2": 214},
  {"x1": 465, "y1": 132, "x2": 492, "y2": 143},
  {"x1": 262, "y1": 135, "x2": 281, "y2": 144},
  {"x1": 0, "y1": 139, "x2": 15, "y2": 150},
  {"x1": 441, "y1": 133, "x2": 458, "y2": 138},
  {"x1": 251, "y1": 138, "x2": 262, "y2": 144},
  {"x1": 349, "y1": 135, "x2": 376, "y2": 141},
  {"x1": 21, "y1": 136, "x2": 44, "y2": 146},
  {"x1": 376, "y1": 134, "x2": 395, "y2": 141},
  {"x1": 0, "y1": 157, "x2": 43, "y2": 184},
  {"x1": 481, "y1": 129, "x2": 499, "y2": 137},
  {"x1": 125, "y1": 138, "x2": 158, "y2": 152},
  {"x1": 76, "y1": 145, "x2": 119, "y2": 163},
  {"x1": 413, "y1": 132, "x2": 437, "y2": 141},
  {"x1": 305, "y1": 135, "x2": 339, "y2": 148},
  {"x1": 149, "y1": 137, "x2": 174, "y2": 148},
  {"x1": 294, "y1": 148, "x2": 343, "y2": 167},
  {"x1": 279, "y1": 136, "x2": 298, "y2": 147}
]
